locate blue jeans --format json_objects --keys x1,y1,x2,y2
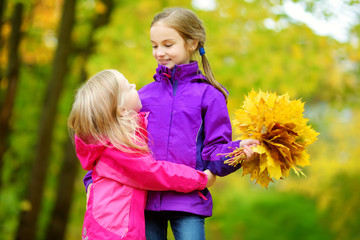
[{"x1": 145, "y1": 211, "x2": 206, "y2": 240}]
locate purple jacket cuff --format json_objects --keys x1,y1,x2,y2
[
  {"x1": 83, "y1": 170, "x2": 93, "y2": 192},
  {"x1": 204, "y1": 140, "x2": 241, "y2": 177}
]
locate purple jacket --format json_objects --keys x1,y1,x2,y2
[
  {"x1": 83, "y1": 62, "x2": 240, "y2": 216},
  {"x1": 139, "y1": 62, "x2": 240, "y2": 217}
]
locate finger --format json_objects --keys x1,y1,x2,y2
[
  {"x1": 244, "y1": 145, "x2": 253, "y2": 151},
  {"x1": 243, "y1": 148, "x2": 252, "y2": 159}
]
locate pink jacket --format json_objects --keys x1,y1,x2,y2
[{"x1": 75, "y1": 115, "x2": 208, "y2": 239}]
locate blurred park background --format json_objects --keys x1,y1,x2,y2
[{"x1": 0, "y1": 0, "x2": 359, "y2": 239}]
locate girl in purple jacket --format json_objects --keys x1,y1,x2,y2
[
  {"x1": 84, "y1": 7, "x2": 259, "y2": 240},
  {"x1": 143, "y1": 8, "x2": 259, "y2": 239}
]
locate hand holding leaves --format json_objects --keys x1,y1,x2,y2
[{"x1": 224, "y1": 90, "x2": 319, "y2": 188}]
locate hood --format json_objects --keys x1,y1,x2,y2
[
  {"x1": 74, "y1": 112, "x2": 149, "y2": 170},
  {"x1": 75, "y1": 135, "x2": 106, "y2": 170}
]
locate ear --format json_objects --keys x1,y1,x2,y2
[
  {"x1": 117, "y1": 106, "x2": 127, "y2": 117},
  {"x1": 188, "y1": 40, "x2": 199, "y2": 52}
]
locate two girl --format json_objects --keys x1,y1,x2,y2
[
  {"x1": 80, "y1": 7, "x2": 259, "y2": 240},
  {"x1": 68, "y1": 69, "x2": 216, "y2": 239}
]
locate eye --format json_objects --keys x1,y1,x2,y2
[
  {"x1": 165, "y1": 44, "x2": 173, "y2": 48},
  {"x1": 152, "y1": 45, "x2": 158, "y2": 49}
]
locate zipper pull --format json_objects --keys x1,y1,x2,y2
[
  {"x1": 162, "y1": 73, "x2": 171, "y2": 78},
  {"x1": 198, "y1": 191, "x2": 208, "y2": 200}
]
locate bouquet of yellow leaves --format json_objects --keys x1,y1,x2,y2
[{"x1": 225, "y1": 90, "x2": 319, "y2": 188}]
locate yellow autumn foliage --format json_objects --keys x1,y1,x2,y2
[{"x1": 226, "y1": 90, "x2": 319, "y2": 188}]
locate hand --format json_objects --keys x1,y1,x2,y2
[
  {"x1": 86, "y1": 183, "x2": 92, "y2": 209},
  {"x1": 204, "y1": 169, "x2": 216, "y2": 188},
  {"x1": 239, "y1": 139, "x2": 261, "y2": 162}
]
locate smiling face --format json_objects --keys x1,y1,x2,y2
[{"x1": 150, "y1": 21, "x2": 197, "y2": 69}]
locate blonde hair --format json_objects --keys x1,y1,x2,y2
[
  {"x1": 68, "y1": 69, "x2": 149, "y2": 153},
  {"x1": 151, "y1": 7, "x2": 228, "y2": 101}
]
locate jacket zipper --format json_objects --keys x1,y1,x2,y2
[
  {"x1": 166, "y1": 66, "x2": 178, "y2": 163},
  {"x1": 159, "y1": 66, "x2": 178, "y2": 209}
]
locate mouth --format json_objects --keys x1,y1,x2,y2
[{"x1": 158, "y1": 59, "x2": 170, "y2": 65}]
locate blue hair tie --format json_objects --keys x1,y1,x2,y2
[{"x1": 199, "y1": 47, "x2": 206, "y2": 56}]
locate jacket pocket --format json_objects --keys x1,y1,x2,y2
[{"x1": 92, "y1": 179, "x2": 132, "y2": 235}]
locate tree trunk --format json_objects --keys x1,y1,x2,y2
[
  {"x1": 16, "y1": 0, "x2": 76, "y2": 239},
  {"x1": 0, "y1": 0, "x2": 5, "y2": 41},
  {"x1": 0, "y1": 0, "x2": 6, "y2": 84},
  {"x1": 0, "y1": 2, "x2": 23, "y2": 191},
  {"x1": 45, "y1": 1, "x2": 114, "y2": 238},
  {"x1": 44, "y1": 139, "x2": 79, "y2": 240}
]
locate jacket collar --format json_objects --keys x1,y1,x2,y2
[{"x1": 153, "y1": 61, "x2": 207, "y2": 83}]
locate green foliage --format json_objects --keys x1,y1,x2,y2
[
  {"x1": 210, "y1": 186, "x2": 332, "y2": 240},
  {"x1": 321, "y1": 172, "x2": 360, "y2": 240},
  {"x1": 0, "y1": 0, "x2": 359, "y2": 239}
]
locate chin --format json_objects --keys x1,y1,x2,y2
[{"x1": 159, "y1": 62, "x2": 174, "y2": 69}]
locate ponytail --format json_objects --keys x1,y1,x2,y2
[{"x1": 199, "y1": 43, "x2": 228, "y2": 102}]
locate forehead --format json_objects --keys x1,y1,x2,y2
[
  {"x1": 113, "y1": 72, "x2": 129, "y2": 87},
  {"x1": 150, "y1": 22, "x2": 183, "y2": 42}
]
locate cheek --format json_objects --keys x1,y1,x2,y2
[{"x1": 153, "y1": 49, "x2": 160, "y2": 58}]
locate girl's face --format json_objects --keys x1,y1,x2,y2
[
  {"x1": 121, "y1": 80, "x2": 142, "y2": 113},
  {"x1": 150, "y1": 21, "x2": 196, "y2": 69}
]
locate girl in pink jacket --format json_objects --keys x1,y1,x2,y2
[{"x1": 68, "y1": 69, "x2": 214, "y2": 239}]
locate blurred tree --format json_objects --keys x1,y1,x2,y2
[
  {"x1": 282, "y1": 0, "x2": 360, "y2": 106},
  {"x1": 323, "y1": 172, "x2": 360, "y2": 240},
  {"x1": 0, "y1": 2, "x2": 23, "y2": 193},
  {"x1": 203, "y1": 0, "x2": 359, "y2": 109},
  {"x1": 16, "y1": 0, "x2": 77, "y2": 239},
  {"x1": 45, "y1": 1, "x2": 114, "y2": 239},
  {"x1": 44, "y1": 140, "x2": 79, "y2": 240},
  {"x1": 0, "y1": 0, "x2": 6, "y2": 67}
]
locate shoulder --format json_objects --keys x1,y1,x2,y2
[
  {"x1": 198, "y1": 83, "x2": 227, "y2": 102},
  {"x1": 139, "y1": 82, "x2": 156, "y2": 92},
  {"x1": 193, "y1": 85, "x2": 227, "y2": 114},
  {"x1": 138, "y1": 81, "x2": 161, "y2": 95},
  {"x1": 102, "y1": 145, "x2": 150, "y2": 161}
]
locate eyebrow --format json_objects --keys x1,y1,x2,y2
[{"x1": 150, "y1": 39, "x2": 175, "y2": 44}]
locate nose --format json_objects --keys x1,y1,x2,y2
[{"x1": 156, "y1": 47, "x2": 165, "y2": 57}]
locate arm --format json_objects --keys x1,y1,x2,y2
[
  {"x1": 201, "y1": 90, "x2": 242, "y2": 176},
  {"x1": 95, "y1": 148, "x2": 208, "y2": 193},
  {"x1": 84, "y1": 150, "x2": 221, "y2": 193}
]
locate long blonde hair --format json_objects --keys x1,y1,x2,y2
[
  {"x1": 151, "y1": 7, "x2": 228, "y2": 101},
  {"x1": 68, "y1": 69, "x2": 149, "y2": 153}
]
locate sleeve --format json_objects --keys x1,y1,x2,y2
[
  {"x1": 95, "y1": 149, "x2": 208, "y2": 193},
  {"x1": 201, "y1": 89, "x2": 241, "y2": 176},
  {"x1": 83, "y1": 170, "x2": 93, "y2": 192}
]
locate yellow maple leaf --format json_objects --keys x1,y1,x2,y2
[{"x1": 224, "y1": 90, "x2": 319, "y2": 188}]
